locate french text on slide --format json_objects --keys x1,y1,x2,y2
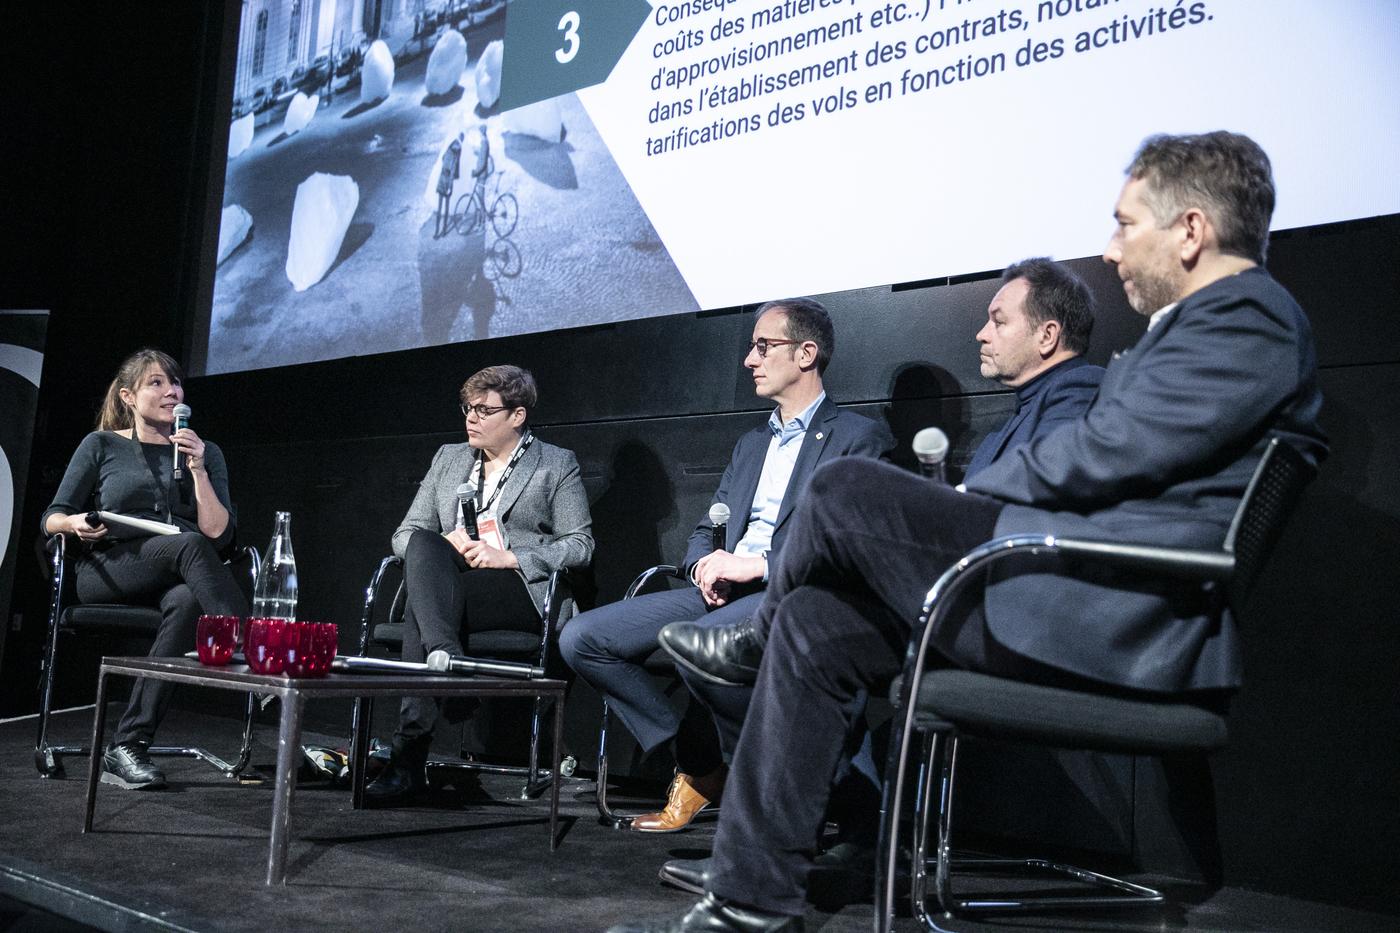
[{"x1": 642, "y1": 0, "x2": 1215, "y2": 157}]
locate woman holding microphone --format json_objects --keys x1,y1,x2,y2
[{"x1": 42, "y1": 348, "x2": 248, "y2": 790}]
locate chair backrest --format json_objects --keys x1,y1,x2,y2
[{"x1": 1221, "y1": 438, "x2": 1317, "y2": 609}]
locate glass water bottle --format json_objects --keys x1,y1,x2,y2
[{"x1": 253, "y1": 511, "x2": 299, "y2": 622}]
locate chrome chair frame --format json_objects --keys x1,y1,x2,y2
[
  {"x1": 875, "y1": 438, "x2": 1315, "y2": 931},
  {"x1": 352, "y1": 554, "x2": 573, "y2": 799},
  {"x1": 592, "y1": 563, "x2": 699, "y2": 829},
  {"x1": 34, "y1": 535, "x2": 261, "y2": 780}
]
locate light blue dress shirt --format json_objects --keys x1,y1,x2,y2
[{"x1": 734, "y1": 392, "x2": 827, "y2": 579}]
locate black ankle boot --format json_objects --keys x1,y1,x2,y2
[{"x1": 364, "y1": 736, "x2": 430, "y2": 806}]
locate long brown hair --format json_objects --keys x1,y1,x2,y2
[{"x1": 96, "y1": 348, "x2": 185, "y2": 432}]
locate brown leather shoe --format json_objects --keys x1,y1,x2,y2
[{"x1": 631, "y1": 767, "x2": 725, "y2": 833}]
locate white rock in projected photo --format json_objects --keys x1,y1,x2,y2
[
  {"x1": 361, "y1": 40, "x2": 395, "y2": 102},
  {"x1": 285, "y1": 173, "x2": 359, "y2": 292},
  {"x1": 217, "y1": 205, "x2": 253, "y2": 264},
  {"x1": 503, "y1": 98, "x2": 564, "y2": 143},
  {"x1": 475, "y1": 40, "x2": 503, "y2": 109},
  {"x1": 228, "y1": 113, "x2": 254, "y2": 160},
  {"x1": 425, "y1": 30, "x2": 467, "y2": 96},
  {"x1": 283, "y1": 92, "x2": 319, "y2": 136}
]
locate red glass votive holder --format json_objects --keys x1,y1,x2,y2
[
  {"x1": 245, "y1": 618, "x2": 287, "y2": 674},
  {"x1": 310, "y1": 622, "x2": 338, "y2": 677},
  {"x1": 195, "y1": 615, "x2": 238, "y2": 666},
  {"x1": 282, "y1": 622, "x2": 317, "y2": 677}
]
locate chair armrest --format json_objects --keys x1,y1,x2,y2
[
  {"x1": 918, "y1": 534, "x2": 1235, "y2": 643},
  {"x1": 624, "y1": 564, "x2": 684, "y2": 600},
  {"x1": 226, "y1": 545, "x2": 261, "y2": 600},
  {"x1": 1050, "y1": 538, "x2": 1235, "y2": 582},
  {"x1": 358, "y1": 555, "x2": 403, "y2": 657},
  {"x1": 541, "y1": 569, "x2": 570, "y2": 628}
]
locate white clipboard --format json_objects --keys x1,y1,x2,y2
[{"x1": 86, "y1": 510, "x2": 181, "y2": 537}]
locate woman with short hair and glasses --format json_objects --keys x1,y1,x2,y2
[{"x1": 366, "y1": 364, "x2": 594, "y2": 803}]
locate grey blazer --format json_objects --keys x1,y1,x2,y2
[{"x1": 392, "y1": 435, "x2": 594, "y2": 617}]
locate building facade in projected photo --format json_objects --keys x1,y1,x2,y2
[{"x1": 205, "y1": 0, "x2": 698, "y2": 375}]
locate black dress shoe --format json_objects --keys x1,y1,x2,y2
[
  {"x1": 607, "y1": 893, "x2": 802, "y2": 932},
  {"x1": 101, "y1": 742, "x2": 166, "y2": 790},
  {"x1": 363, "y1": 740, "x2": 429, "y2": 806},
  {"x1": 813, "y1": 840, "x2": 874, "y2": 874},
  {"x1": 658, "y1": 856, "x2": 710, "y2": 894},
  {"x1": 658, "y1": 619, "x2": 765, "y2": 686}
]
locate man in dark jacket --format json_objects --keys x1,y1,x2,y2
[
  {"x1": 560, "y1": 298, "x2": 891, "y2": 834},
  {"x1": 658, "y1": 257, "x2": 1104, "y2": 894},
  {"x1": 622, "y1": 131, "x2": 1327, "y2": 931}
]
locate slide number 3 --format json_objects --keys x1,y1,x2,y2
[{"x1": 555, "y1": 11, "x2": 581, "y2": 64}]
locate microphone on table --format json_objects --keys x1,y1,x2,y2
[
  {"x1": 331, "y1": 653, "x2": 544, "y2": 679},
  {"x1": 171, "y1": 403, "x2": 192, "y2": 479},
  {"x1": 455, "y1": 482, "x2": 479, "y2": 540},
  {"x1": 426, "y1": 650, "x2": 544, "y2": 679},
  {"x1": 708, "y1": 502, "x2": 730, "y2": 553},
  {"x1": 912, "y1": 427, "x2": 950, "y2": 483}
]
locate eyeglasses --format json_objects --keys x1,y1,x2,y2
[
  {"x1": 460, "y1": 402, "x2": 511, "y2": 419},
  {"x1": 747, "y1": 338, "x2": 802, "y2": 358}
]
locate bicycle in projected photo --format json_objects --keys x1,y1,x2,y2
[
  {"x1": 453, "y1": 156, "x2": 517, "y2": 238},
  {"x1": 452, "y1": 156, "x2": 522, "y2": 282}
]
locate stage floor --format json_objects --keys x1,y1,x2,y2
[{"x1": 1, "y1": 701, "x2": 1395, "y2": 932}]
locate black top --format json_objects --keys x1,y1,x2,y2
[
  {"x1": 42, "y1": 431, "x2": 237, "y2": 551},
  {"x1": 963, "y1": 356, "x2": 1105, "y2": 480}
]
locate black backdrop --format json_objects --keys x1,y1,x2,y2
[{"x1": 1, "y1": 3, "x2": 1397, "y2": 915}]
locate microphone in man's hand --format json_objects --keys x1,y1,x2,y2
[
  {"x1": 708, "y1": 502, "x2": 730, "y2": 552},
  {"x1": 912, "y1": 427, "x2": 950, "y2": 483},
  {"x1": 455, "y1": 482, "x2": 479, "y2": 540},
  {"x1": 171, "y1": 404, "x2": 192, "y2": 479}
]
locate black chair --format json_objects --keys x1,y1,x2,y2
[
  {"x1": 592, "y1": 563, "x2": 699, "y2": 829},
  {"x1": 351, "y1": 554, "x2": 578, "y2": 799},
  {"x1": 34, "y1": 534, "x2": 261, "y2": 780},
  {"x1": 875, "y1": 438, "x2": 1317, "y2": 931}
]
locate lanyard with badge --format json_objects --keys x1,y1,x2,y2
[{"x1": 469, "y1": 430, "x2": 532, "y2": 552}]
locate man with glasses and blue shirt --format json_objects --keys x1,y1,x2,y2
[{"x1": 560, "y1": 298, "x2": 892, "y2": 833}]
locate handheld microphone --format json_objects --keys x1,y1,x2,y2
[
  {"x1": 455, "y1": 482, "x2": 479, "y2": 539},
  {"x1": 708, "y1": 502, "x2": 730, "y2": 552},
  {"x1": 171, "y1": 403, "x2": 191, "y2": 479},
  {"x1": 912, "y1": 427, "x2": 950, "y2": 483},
  {"x1": 426, "y1": 650, "x2": 544, "y2": 679}
]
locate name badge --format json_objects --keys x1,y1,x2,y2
[{"x1": 476, "y1": 514, "x2": 506, "y2": 553}]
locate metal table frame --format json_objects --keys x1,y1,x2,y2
[{"x1": 82, "y1": 657, "x2": 567, "y2": 885}]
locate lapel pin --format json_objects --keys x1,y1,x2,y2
[{"x1": 815, "y1": 432, "x2": 824, "y2": 440}]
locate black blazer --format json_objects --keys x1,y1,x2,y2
[
  {"x1": 966, "y1": 267, "x2": 1328, "y2": 693},
  {"x1": 682, "y1": 396, "x2": 892, "y2": 576}
]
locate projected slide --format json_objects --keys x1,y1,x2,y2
[{"x1": 202, "y1": 0, "x2": 1400, "y2": 375}]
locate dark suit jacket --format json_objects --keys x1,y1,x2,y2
[
  {"x1": 393, "y1": 436, "x2": 594, "y2": 616},
  {"x1": 965, "y1": 267, "x2": 1327, "y2": 693},
  {"x1": 964, "y1": 356, "x2": 1105, "y2": 481},
  {"x1": 682, "y1": 396, "x2": 892, "y2": 576}
]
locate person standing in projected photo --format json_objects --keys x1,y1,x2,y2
[
  {"x1": 435, "y1": 131, "x2": 464, "y2": 238},
  {"x1": 41, "y1": 348, "x2": 248, "y2": 791},
  {"x1": 364, "y1": 364, "x2": 594, "y2": 804},
  {"x1": 470, "y1": 123, "x2": 491, "y2": 209}
]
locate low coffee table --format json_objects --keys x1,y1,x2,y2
[{"x1": 82, "y1": 656, "x2": 567, "y2": 884}]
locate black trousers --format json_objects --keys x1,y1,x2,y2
[
  {"x1": 396, "y1": 530, "x2": 539, "y2": 743},
  {"x1": 707, "y1": 459, "x2": 1008, "y2": 915},
  {"x1": 76, "y1": 533, "x2": 248, "y2": 746}
]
